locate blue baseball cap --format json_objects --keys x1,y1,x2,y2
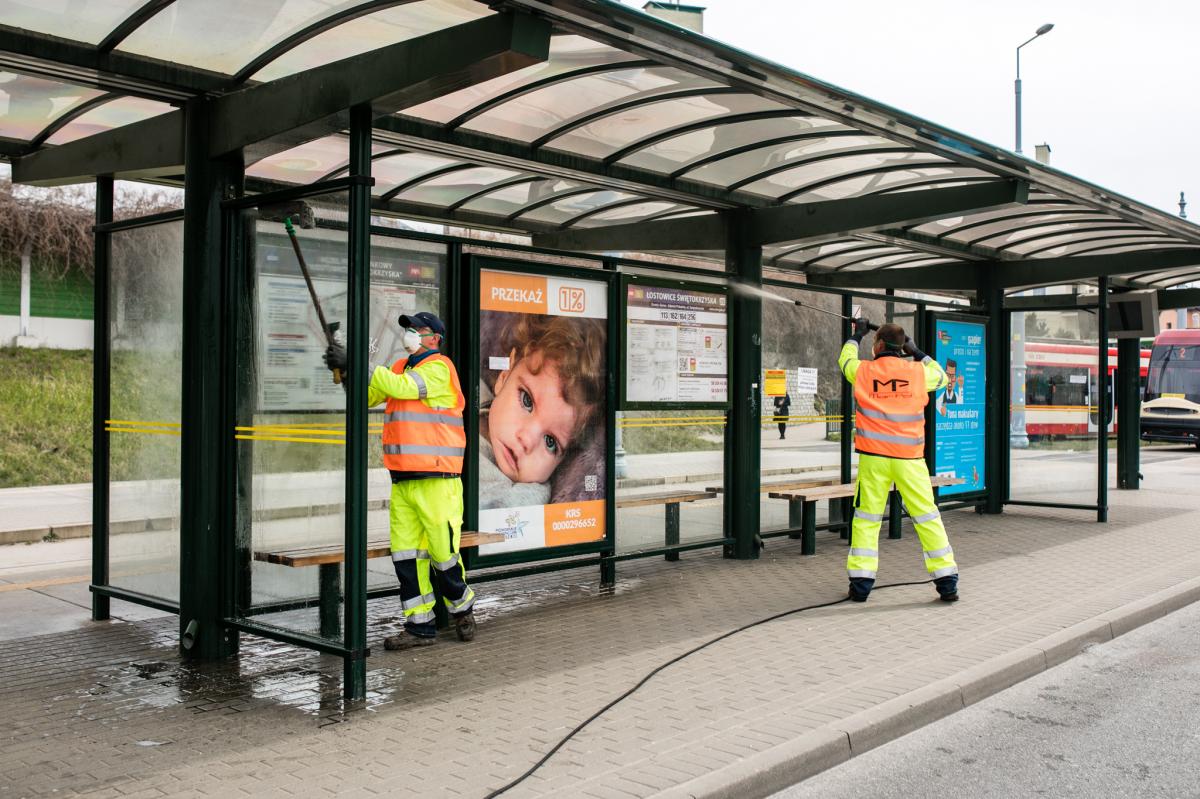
[{"x1": 398, "y1": 312, "x2": 446, "y2": 338}]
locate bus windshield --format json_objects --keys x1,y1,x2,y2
[{"x1": 1146, "y1": 344, "x2": 1200, "y2": 398}]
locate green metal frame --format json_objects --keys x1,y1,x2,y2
[
  {"x1": 343, "y1": 103, "x2": 373, "y2": 699},
  {"x1": 1115, "y1": 333, "x2": 1142, "y2": 490},
  {"x1": 725, "y1": 211, "x2": 762, "y2": 559},
  {"x1": 465, "y1": 254, "x2": 618, "y2": 571},
  {"x1": 1001, "y1": 299, "x2": 1108, "y2": 517},
  {"x1": 90, "y1": 176, "x2": 113, "y2": 622},
  {"x1": 617, "y1": 273, "x2": 732, "y2": 411}
]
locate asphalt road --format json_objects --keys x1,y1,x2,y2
[{"x1": 772, "y1": 598, "x2": 1200, "y2": 799}]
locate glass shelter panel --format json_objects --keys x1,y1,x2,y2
[
  {"x1": 237, "y1": 203, "x2": 450, "y2": 642},
  {"x1": 758, "y1": 287, "x2": 847, "y2": 536},
  {"x1": 236, "y1": 195, "x2": 351, "y2": 644},
  {"x1": 108, "y1": 220, "x2": 184, "y2": 602},
  {"x1": 0, "y1": 0, "x2": 145, "y2": 44},
  {"x1": 616, "y1": 410, "x2": 725, "y2": 553},
  {"x1": 1009, "y1": 309, "x2": 1100, "y2": 505}
]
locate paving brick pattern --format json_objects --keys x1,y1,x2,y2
[{"x1": 3, "y1": 451, "x2": 1200, "y2": 798}]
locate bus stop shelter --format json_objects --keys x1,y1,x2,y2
[{"x1": 3, "y1": 0, "x2": 1200, "y2": 700}]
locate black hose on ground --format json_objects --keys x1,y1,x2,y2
[{"x1": 483, "y1": 578, "x2": 937, "y2": 798}]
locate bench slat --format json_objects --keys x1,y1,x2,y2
[
  {"x1": 255, "y1": 531, "x2": 505, "y2": 568},
  {"x1": 706, "y1": 477, "x2": 836, "y2": 494},
  {"x1": 616, "y1": 491, "x2": 716, "y2": 509}
]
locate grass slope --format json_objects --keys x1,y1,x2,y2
[{"x1": 0, "y1": 347, "x2": 92, "y2": 487}]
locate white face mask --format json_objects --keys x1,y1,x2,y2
[{"x1": 402, "y1": 328, "x2": 423, "y2": 353}]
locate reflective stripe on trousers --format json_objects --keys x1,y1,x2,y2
[{"x1": 848, "y1": 453, "x2": 958, "y2": 583}]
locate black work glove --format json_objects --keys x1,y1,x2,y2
[
  {"x1": 323, "y1": 343, "x2": 348, "y2": 375},
  {"x1": 850, "y1": 317, "x2": 873, "y2": 343},
  {"x1": 903, "y1": 336, "x2": 928, "y2": 361}
]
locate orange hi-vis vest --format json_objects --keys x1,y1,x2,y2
[
  {"x1": 853, "y1": 356, "x2": 928, "y2": 459},
  {"x1": 381, "y1": 353, "x2": 466, "y2": 474}
]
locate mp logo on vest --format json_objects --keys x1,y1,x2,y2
[{"x1": 872, "y1": 377, "x2": 910, "y2": 393}]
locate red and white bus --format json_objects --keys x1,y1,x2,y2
[
  {"x1": 1022, "y1": 341, "x2": 1150, "y2": 438},
  {"x1": 1141, "y1": 328, "x2": 1200, "y2": 449}
]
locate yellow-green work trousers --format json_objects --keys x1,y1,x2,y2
[
  {"x1": 389, "y1": 476, "x2": 475, "y2": 637},
  {"x1": 846, "y1": 454, "x2": 958, "y2": 597}
]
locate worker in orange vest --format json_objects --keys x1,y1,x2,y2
[
  {"x1": 325, "y1": 312, "x2": 475, "y2": 649},
  {"x1": 838, "y1": 319, "x2": 959, "y2": 603}
]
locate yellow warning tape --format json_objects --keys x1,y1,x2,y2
[
  {"x1": 234, "y1": 434, "x2": 346, "y2": 446},
  {"x1": 105, "y1": 419, "x2": 181, "y2": 437}
]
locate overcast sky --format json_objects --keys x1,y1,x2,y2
[{"x1": 620, "y1": 0, "x2": 1196, "y2": 217}]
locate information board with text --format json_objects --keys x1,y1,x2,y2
[{"x1": 625, "y1": 282, "x2": 727, "y2": 405}]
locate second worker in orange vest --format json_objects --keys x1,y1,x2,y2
[{"x1": 325, "y1": 311, "x2": 475, "y2": 650}]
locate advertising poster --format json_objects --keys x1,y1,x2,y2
[
  {"x1": 934, "y1": 319, "x2": 986, "y2": 496},
  {"x1": 625, "y1": 283, "x2": 727, "y2": 404},
  {"x1": 477, "y1": 269, "x2": 608, "y2": 555},
  {"x1": 254, "y1": 226, "x2": 442, "y2": 411}
]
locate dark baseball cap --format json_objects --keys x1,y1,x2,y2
[{"x1": 398, "y1": 312, "x2": 446, "y2": 338}]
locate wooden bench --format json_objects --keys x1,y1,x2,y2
[
  {"x1": 616, "y1": 490, "x2": 716, "y2": 561},
  {"x1": 769, "y1": 475, "x2": 967, "y2": 556},
  {"x1": 255, "y1": 531, "x2": 504, "y2": 638},
  {"x1": 704, "y1": 477, "x2": 837, "y2": 495}
]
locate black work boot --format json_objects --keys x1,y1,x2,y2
[
  {"x1": 383, "y1": 630, "x2": 437, "y2": 651},
  {"x1": 454, "y1": 611, "x2": 476, "y2": 642},
  {"x1": 934, "y1": 575, "x2": 959, "y2": 602}
]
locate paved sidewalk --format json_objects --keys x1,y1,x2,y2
[{"x1": 2, "y1": 448, "x2": 1199, "y2": 798}]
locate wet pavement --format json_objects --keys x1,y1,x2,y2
[{"x1": 1, "y1": 446, "x2": 1199, "y2": 798}]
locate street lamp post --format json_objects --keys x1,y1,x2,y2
[
  {"x1": 1015, "y1": 23, "x2": 1054, "y2": 153},
  {"x1": 1011, "y1": 23, "x2": 1053, "y2": 450}
]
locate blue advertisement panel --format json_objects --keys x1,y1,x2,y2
[{"x1": 933, "y1": 318, "x2": 986, "y2": 496}]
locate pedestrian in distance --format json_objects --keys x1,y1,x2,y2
[
  {"x1": 838, "y1": 319, "x2": 959, "y2": 603},
  {"x1": 773, "y1": 392, "x2": 791, "y2": 439},
  {"x1": 324, "y1": 311, "x2": 477, "y2": 650}
]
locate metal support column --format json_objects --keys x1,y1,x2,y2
[
  {"x1": 1097, "y1": 277, "x2": 1109, "y2": 522},
  {"x1": 179, "y1": 98, "x2": 242, "y2": 659},
  {"x1": 344, "y1": 103, "x2": 372, "y2": 700},
  {"x1": 1116, "y1": 337, "x2": 1142, "y2": 489},
  {"x1": 981, "y1": 272, "x2": 1007, "y2": 514},
  {"x1": 179, "y1": 103, "x2": 240, "y2": 656},
  {"x1": 839, "y1": 294, "x2": 854, "y2": 537},
  {"x1": 723, "y1": 211, "x2": 762, "y2": 559},
  {"x1": 91, "y1": 176, "x2": 113, "y2": 622}
]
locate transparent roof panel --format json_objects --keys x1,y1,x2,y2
[
  {"x1": 912, "y1": 207, "x2": 1105, "y2": 240},
  {"x1": 400, "y1": 35, "x2": 639, "y2": 125},
  {"x1": 459, "y1": 178, "x2": 588, "y2": 217},
  {"x1": 737, "y1": 151, "x2": 949, "y2": 199},
  {"x1": 785, "y1": 166, "x2": 992, "y2": 203},
  {"x1": 618, "y1": 116, "x2": 857, "y2": 174},
  {"x1": 118, "y1": 0, "x2": 369, "y2": 75},
  {"x1": 546, "y1": 93, "x2": 793, "y2": 161},
  {"x1": 391, "y1": 166, "x2": 526, "y2": 206},
  {"x1": 370, "y1": 151, "x2": 467, "y2": 195},
  {"x1": 574, "y1": 200, "x2": 683, "y2": 227},
  {"x1": 250, "y1": 0, "x2": 493, "y2": 82},
  {"x1": 46, "y1": 96, "x2": 175, "y2": 145},
  {"x1": 246, "y1": 135, "x2": 386, "y2": 184},
  {"x1": 0, "y1": 0, "x2": 144, "y2": 44},
  {"x1": 0, "y1": 72, "x2": 105, "y2": 141},
  {"x1": 460, "y1": 66, "x2": 722, "y2": 142},
  {"x1": 975, "y1": 220, "x2": 1139, "y2": 250},
  {"x1": 1011, "y1": 231, "x2": 1171, "y2": 258},
  {"x1": 519, "y1": 189, "x2": 637, "y2": 225},
  {"x1": 686, "y1": 135, "x2": 900, "y2": 189}
]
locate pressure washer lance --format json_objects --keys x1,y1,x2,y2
[
  {"x1": 258, "y1": 201, "x2": 342, "y2": 384},
  {"x1": 791, "y1": 299, "x2": 879, "y2": 331}
]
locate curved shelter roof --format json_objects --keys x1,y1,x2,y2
[{"x1": 3, "y1": 0, "x2": 1199, "y2": 292}]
